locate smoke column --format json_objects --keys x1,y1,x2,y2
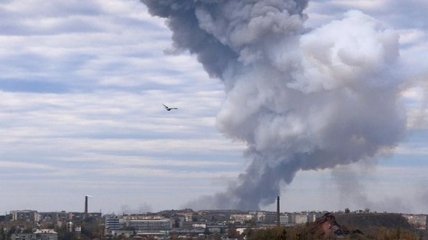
[{"x1": 142, "y1": 0, "x2": 406, "y2": 210}]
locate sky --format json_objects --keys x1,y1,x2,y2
[{"x1": 0, "y1": 0, "x2": 427, "y2": 214}]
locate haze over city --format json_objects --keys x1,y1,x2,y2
[{"x1": 0, "y1": 0, "x2": 427, "y2": 215}]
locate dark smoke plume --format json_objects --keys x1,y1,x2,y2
[{"x1": 142, "y1": 0, "x2": 406, "y2": 210}]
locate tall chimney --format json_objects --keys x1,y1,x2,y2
[
  {"x1": 277, "y1": 195, "x2": 280, "y2": 227},
  {"x1": 84, "y1": 195, "x2": 88, "y2": 216}
]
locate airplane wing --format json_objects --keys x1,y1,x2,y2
[{"x1": 163, "y1": 104, "x2": 178, "y2": 111}]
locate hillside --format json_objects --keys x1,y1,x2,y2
[{"x1": 335, "y1": 213, "x2": 413, "y2": 230}]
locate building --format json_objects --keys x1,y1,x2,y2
[
  {"x1": 294, "y1": 213, "x2": 309, "y2": 224},
  {"x1": 105, "y1": 215, "x2": 122, "y2": 235},
  {"x1": 38, "y1": 212, "x2": 69, "y2": 226},
  {"x1": 177, "y1": 212, "x2": 193, "y2": 222},
  {"x1": 206, "y1": 225, "x2": 226, "y2": 234},
  {"x1": 280, "y1": 214, "x2": 291, "y2": 226},
  {"x1": 11, "y1": 229, "x2": 57, "y2": 240},
  {"x1": 10, "y1": 210, "x2": 39, "y2": 223},
  {"x1": 307, "y1": 212, "x2": 320, "y2": 223},
  {"x1": 68, "y1": 212, "x2": 102, "y2": 222},
  {"x1": 253, "y1": 211, "x2": 276, "y2": 224},
  {"x1": 122, "y1": 215, "x2": 172, "y2": 235},
  {"x1": 230, "y1": 214, "x2": 254, "y2": 224}
]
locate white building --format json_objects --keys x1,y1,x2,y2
[
  {"x1": 280, "y1": 214, "x2": 291, "y2": 225},
  {"x1": 230, "y1": 214, "x2": 254, "y2": 223},
  {"x1": 295, "y1": 213, "x2": 308, "y2": 224},
  {"x1": 122, "y1": 215, "x2": 172, "y2": 235},
  {"x1": 192, "y1": 223, "x2": 206, "y2": 229}
]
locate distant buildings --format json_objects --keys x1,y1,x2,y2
[
  {"x1": 253, "y1": 211, "x2": 277, "y2": 224},
  {"x1": 105, "y1": 214, "x2": 172, "y2": 238},
  {"x1": 105, "y1": 215, "x2": 122, "y2": 232},
  {"x1": 124, "y1": 215, "x2": 171, "y2": 235},
  {"x1": 9, "y1": 210, "x2": 101, "y2": 224},
  {"x1": 230, "y1": 214, "x2": 254, "y2": 224},
  {"x1": 3, "y1": 209, "x2": 102, "y2": 240},
  {"x1": 11, "y1": 229, "x2": 58, "y2": 240},
  {"x1": 38, "y1": 212, "x2": 68, "y2": 226},
  {"x1": 279, "y1": 212, "x2": 321, "y2": 226},
  {"x1": 101, "y1": 210, "x2": 331, "y2": 239},
  {"x1": 2, "y1": 208, "x2": 428, "y2": 239},
  {"x1": 11, "y1": 210, "x2": 39, "y2": 222}
]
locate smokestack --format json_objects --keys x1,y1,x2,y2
[
  {"x1": 84, "y1": 195, "x2": 88, "y2": 216},
  {"x1": 277, "y1": 195, "x2": 280, "y2": 227}
]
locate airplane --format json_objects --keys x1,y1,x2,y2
[{"x1": 163, "y1": 104, "x2": 178, "y2": 111}]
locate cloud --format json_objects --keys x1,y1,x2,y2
[
  {"x1": 399, "y1": 29, "x2": 427, "y2": 46},
  {"x1": 392, "y1": 145, "x2": 428, "y2": 156},
  {"x1": 0, "y1": 0, "x2": 426, "y2": 213},
  {"x1": 0, "y1": 0, "x2": 184, "y2": 94},
  {"x1": 0, "y1": 160, "x2": 55, "y2": 170},
  {"x1": 0, "y1": 0, "x2": 248, "y2": 212}
]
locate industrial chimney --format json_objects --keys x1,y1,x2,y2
[
  {"x1": 277, "y1": 195, "x2": 280, "y2": 227},
  {"x1": 84, "y1": 195, "x2": 88, "y2": 216}
]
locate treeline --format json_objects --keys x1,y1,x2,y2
[
  {"x1": 243, "y1": 225, "x2": 422, "y2": 240},
  {"x1": 335, "y1": 213, "x2": 413, "y2": 230}
]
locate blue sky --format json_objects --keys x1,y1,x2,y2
[{"x1": 0, "y1": 0, "x2": 427, "y2": 214}]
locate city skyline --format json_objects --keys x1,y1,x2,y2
[{"x1": 0, "y1": 0, "x2": 427, "y2": 214}]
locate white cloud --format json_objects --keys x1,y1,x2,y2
[
  {"x1": 0, "y1": 0, "x2": 245, "y2": 212},
  {"x1": 0, "y1": 0, "x2": 427, "y2": 213},
  {"x1": 392, "y1": 145, "x2": 428, "y2": 156},
  {"x1": 399, "y1": 29, "x2": 427, "y2": 46},
  {"x1": 0, "y1": 160, "x2": 55, "y2": 170},
  {"x1": 328, "y1": 0, "x2": 389, "y2": 11}
]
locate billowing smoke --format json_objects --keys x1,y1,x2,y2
[
  {"x1": 142, "y1": 0, "x2": 406, "y2": 210},
  {"x1": 331, "y1": 166, "x2": 409, "y2": 213}
]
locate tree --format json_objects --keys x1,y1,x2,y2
[
  {"x1": 228, "y1": 226, "x2": 242, "y2": 239},
  {"x1": 0, "y1": 227, "x2": 5, "y2": 240}
]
